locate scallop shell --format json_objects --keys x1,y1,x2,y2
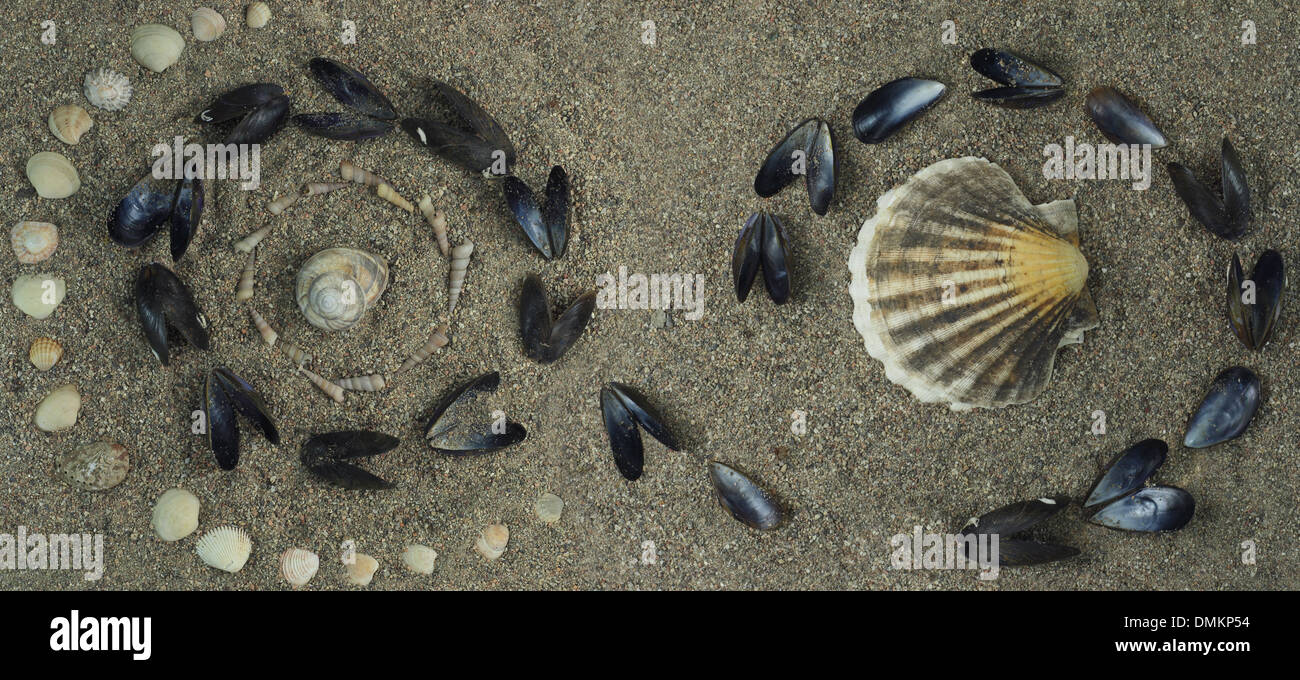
[
  {"x1": 191, "y1": 8, "x2": 227, "y2": 41},
  {"x1": 29, "y1": 336, "x2": 63, "y2": 371},
  {"x1": 401, "y1": 544, "x2": 438, "y2": 574},
  {"x1": 195, "y1": 526, "x2": 252, "y2": 573},
  {"x1": 345, "y1": 553, "x2": 378, "y2": 585},
  {"x1": 34, "y1": 384, "x2": 80, "y2": 432},
  {"x1": 848, "y1": 157, "x2": 1097, "y2": 410},
  {"x1": 48, "y1": 105, "x2": 93, "y2": 145},
  {"x1": 83, "y1": 68, "x2": 132, "y2": 111},
  {"x1": 475, "y1": 523, "x2": 509, "y2": 561},
  {"x1": 130, "y1": 24, "x2": 185, "y2": 73},
  {"x1": 25, "y1": 152, "x2": 80, "y2": 199},
  {"x1": 56, "y1": 442, "x2": 129, "y2": 491},
  {"x1": 280, "y1": 548, "x2": 320, "y2": 587},
  {"x1": 295, "y1": 248, "x2": 389, "y2": 331},
  {"x1": 12, "y1": 221, "x2": 58, "y2": 264},
  {"x1": 246, "y1": 2, "x2": 272, "y2": 28},
  {"x1": 151, "y1": 488, "x2": 199, "y2": 541}
]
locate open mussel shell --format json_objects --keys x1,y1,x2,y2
[
  {"x1": 169, "y1": 176, "x2": 203, "y2": 261},
  {"x1": 1083, "y1": 439, "x2": 1167, "y2": 508},
  {"x1": 502, "y1": 176, "x2": 549, "y2": 258},
  {"x1": 518, "y1": 274, "x2": 595, "y2": 364},
  {"x1": 1227, "y1": 251, "x2": 1284, "y2": 351},
  {"x1": 109, "y1": 175, "x2": 176, "y2": 248},
  {"x1": 971, "y1": 86, "x2": 1064, "y2": 109},
  {"x1": 196, "y1": 83, "x2": 285, "y2": 124},
  {"x1": 1088, "y1": 486, "x2": 1194, "y2": 532},
  {"x1": 608, "y1": 382, "x2": 680, "y2": 451},
  {"x1": 224, "y1": 94, "x2": 290, "y2": 145},
  {"x1": 402, "y1": 78, "x2": 515, "y2": 174},
  {"x1": 424, "y1": 372, "x2": 527, "y2": 454},
  {"x1": 969, "y1": 48, "x2": 1063, "y2": 88},
  {"x1": 960, "y1": 497, "x2": 1079, "y2": 567},
  {"x1": 851, "y1": 78, "x2": 945, "y2": 145},
  {"x1": 293, "y1": 112, "x2": 394, "y2": 141},
  {"x1": 1184, "y1": 366, "x2": 1261, "y2": 448},
  {"x1": 600, "y1": 386, "x2": 643, "y2": 480},
  {"x1": 212, "y1": 368, "x2": 279, "y2": 445},
  {"x1": 300, "y1": 431, "x2": 398, "y2": 490},
  {"x1": 1084, "y1": 86, "x2": 1167, "y2": 147},
  {"x1": 134, "y1": 263, "x2": 209, "y2": 365},
  {"x1": 732, "y1": 213, "x2": 763, "y2": 302},
  {"x1": 753, "y1": 118, "x2": 836, "y2": 215},
  {"x1": 307, "y1": 57, "x2": 396, "y2": 120},
  {"x1": 205, "y1": 372, "x2": 238, "y2": 470},
  {"x1": 708, "y1": 462, "x2": 782, "y2": 530}
]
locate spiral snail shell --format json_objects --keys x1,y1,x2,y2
[{"x1": 295, "y1": 248, "x2": 389, "y2": 331}]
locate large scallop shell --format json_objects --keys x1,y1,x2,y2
[
  {"x1": 280, "y1": 548, "x2": 320, "y2": 587},
  {"x1": 12, "y1": 221, "x2": 58, "y2": 263},
  {"x1": 848, "y1": 157, "x2": 1097, "y2": 410},
  {"x1": 195, "y1": 526, "x2": 252, "y2": 573},
  {"x1": 295, "y1": 248, "x2": 389, "y2": 331}
]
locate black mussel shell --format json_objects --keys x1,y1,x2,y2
[
  {"x1": 293, "y1": 112, "x2": 394, "y2": 141},
  {"x1": 851, "y1": 78, "x2": 946, "y2": 145},
  {"x1": 300, "y1": 431, "x2": 399, "y2": 490},
  {"x1": 225, "y1": 94, "x2": 290, "y2": 145},
  {"x1": 971, "y1": 86, "x2": 1065, "y2": 109},
  {"x1": 709, "y1": 462, "x2": 783, "y2": 530},
  {"x1": 600, "y1": 387, "x2": 643, "y2": 480},
  {"x1": 1168, "y1": 162, "x2": 1236, "y2": 238},
  {"x1": 211, "y1": 367, "x2": 279, "y2": 445},
  {"x1": 804, "y1": 120, "x2": 835, "y2": 215},
  {"x1": 542, "y1": 166, "x2": 570, "y2": 258},
  {"x1": 969, "y1": 48, "x2": 1063, "y2": 88},
  {"x1": 168, "y1": 176, "x2": 203, "y2": 262},
  {"x1": 502, "y1": 175, "x2": 552, "y2": 259},
  {"x1": 205, "y1": 371, "x2": 238, "y2": 470},
  {"x1": 732, "y1": 213, "x2": 762, "y2": 302},
  {"x1": 1088, "y1": 486, "x2": 1194, "y2": 532},
  {"x1": 960, "y1": 497, "x2": 1079, "y2": 567},
  {"x1": 759, "y1": 213, "x2": 792, "y2": 304},
  {"x1": 1084, "y1": 86, "x2": 1167, "y2": 148},
  {"x1": 307, "y1": 57, "x2": 397, "y2": 120},
  {"x1": 1221, "y1": 137, "x2": 1251, "y2": 236},
  {"x1": 608, "y1": 382, "x2": 680, "y2": 451},
  {"x1": 402, "y1": 79, "x2": 515, "y2": 174},
  {"x1": 109, "y1": 175, "x2": 176, "y2": 248},
  {"x1": 196, "y1": 83, "x2": 285, "y2": 124},
  {"x1": 754, "y1": 118, "x2": 836, "y2": 215},
  {"x1": 424, "y1": 372, "x2": 527, "y2": 454},
  {"x1": 134, "y1": 263, "x2": 210, "y2": 365},
  {"x1": 1083, "y1": 439, "x2": 1168, "y2": 508},
  {"x1": 1184, "y1": 366, "x2": 1261, "y2": 448},
  {"x1": 518, "y1": 274, "x2": 595, "y2": 364},
  {"x1": 1227, "y1": 250, "x2": 1284, "y2": 351}
]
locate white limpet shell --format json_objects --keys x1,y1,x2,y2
[
  {"x1": 475, "y1": 523, "x2": 509, "y2": 561},
  {"x1": 25, "y1": 153, "x2": 80, "y2": 199},
  {"x1": 29, "y1": 337, "x2": 63, "y2": 371},
  {"x1": 48, "y1": 105, "x2": 93, "y2": 145},
  {"x1": 12, "y1": 274, "x2": 66, "y2": 319},
  {"x1": 83, "y1": 68, "x2": 132, "y2": 111},
  {"x1": 280, "y1": 548, "x2": 320, "y2": 587},
  {"x1": 848, "y1": 157, "x2": 1097, "y2": 411},
  {"x1": 190, "y1": 8, "x2": 227, "y2": 41},
  {"x1": 535, "y1": 493, "x2": 563, "y2": 523},
  {"x1": 401, "y1": 544, "x2": 438, "y2": 574},
  {"x1": 246, "y1": 2, "x2": 271, "y2": 29},
  {"x1": 195, "y1": 526, "x2": 252, "y2": 573},
  {"x1": 345, "y1": 553, "x2": 378, "y2": 585},
  {"x1": 130, "y1": 24, "x2": 185, "y2": 73},
  {"x1": 151, "y1": 488, "x2": 200, "y2": 541},
  {"x1": 34, "y1": 384, "x2": 80, "y2": 432},
  {"x1": 11, "y1": 221, "x2": 58, "y2": 264}
]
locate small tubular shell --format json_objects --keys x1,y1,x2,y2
[
  {"x1": 299, "y1": 366, "x2": 344, "y2": 403},
  {"x1": 267, "y1": 192, "x2": 298, "y2": 215},
  {"x1": 279, "y1": 340, "x2": 311, "y2": 366},
  {"x1": 376, "y1": 183, "x2": 415, "y2": 213},
  {"x1": 234, "y1": 224, "x2": 274, "y2": 252},
  {"x1": 302, "y1": 182, "x2": 349, "y2": 197},
  {"x1": 336, "y1": 374, "x2": 387, "y2": 391},
  {"x1": 394, "y1": 323, "x2": 450, "y2": 375},
  {"x1": 448, "y1": 241, "x2": 474, "y2": 314},
  {"x1": 235, "y1": 248, "x2": 257, "y2": 301},
  {"x1": 249, "y1": 307, "x2": 278, "y2": 345},
  {"x1": 339, "y1": 160, "x2": 386, "y2": 186},
  {"x1": 419, "y1": 195, "x2": 450, "y2": 256}
]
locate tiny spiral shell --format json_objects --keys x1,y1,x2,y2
[
  {"x1": 29, "y1": 337, "x2": 63, "y2": 371},
  {"x1": 248, "y1": 307, "x2": 278, "y2": 346},
  {"x1": 295, "y1": 248, "x2": 389, "y2": 331},
  {"x1": 336, "y1": 374, "x2": 387, "y2": 391},
  {"x1": 48, "y1": 105, "x2": 93, "y2": 145},
  {"x1": 235, "y1": 248, "x2": 257, "y2": 302},
  {"x1": 448, "y1": 241, "x2": 474, "y2": 314},
  {"x1": 339, "y1": 160, "x2": 386, "y2": 186},
  {"x1": 419, "y1": 195, "x2": 450, "y2": 257},
  {"x1": 279, "y1": 548, "x2": 319, "y2": 587},
  {"x1": 299, "y1": 366, "x2": 344, "y2": 403},
  {"x1": 376, "y1": 183, "x2": 414, "y2": 213},
  {"x1": 302, "y1": 182, "x2": 349, "y2": 197},
  {"x1": 267, "y1": 192, "x2": 298, "y2": 215},
  {"x1": 394, "y1": 323, "x2": 450, "y2": 375},
  {"x1": 234, "y1": 224, "x2": 274, "y2": 252},
  {"x1": 278, "y1": 340, "x2": 311, "y2": 366}
]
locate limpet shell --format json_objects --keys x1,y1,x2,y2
[
  {"x1": 130, "y1": 24, "x2": 185, "y2": 73},
  {"x1": 12, "y1": 274, "x2": 67, "y2": 319},
  {"x1": 56, "y1": 442, "x2": 129, "y2": 491},
  {"x1": 190, "y1": 8, "x2": 227, "y2": 41},
  {"x1": 280, "y1": 548, "x2": 320, "y2": 586},
  {"x1": 29, "y1": 337, "x2": 63, "y2": 371},
  {"x1": 48, "y1": 105, "x2": 93, "y2": 145},
  {"x1": 401, "y1": 544, "x2": 438, "y2": 574},
  {"x1": 83, "y1": 67, "x2": 132, "y2": 111},
  {"x1": 12, "y1": 221, "x2": 58, "y2": 264},
  {"x1": 151, "y1": 488, "x2": 200, "y2": 541},
  {"x1": 535, "y1": 493, "x2": 563, "y2": 523},
  {"x1": 34, "y1": 384, "x2": 80, "y2": 432},
  {"x1": 25, "y1": 152, "x2": 80, "y2": 199},
  {"x1": 246, "y1": 2, "x2": 271, "y2": 28},
  {"x1": 475, "y1": 523, "x2": 509, "y2": 561},
  {"x1": 345, "y1": 553, "x2": 379, "y2": 585},
  {"x1": 195, "y1": 526, "x2": 252, "y2": 573}
]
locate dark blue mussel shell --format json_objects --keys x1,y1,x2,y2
[
  {"x1": 502, "y1": 167, "x2": 570, "y2": 259},
  {"x1": 1083, "y1": 439, "x2": 1168, "y2": 508},
  {"x1": 709, "y1": 462, "x2": 783, "y2": 530},
  {"x1": 109, "y1": 175, "x2": 176, "y2": 248},
  {"x1": 134, "y1": 263, "x2": 209, "y2": 365},
  {"x1": 300, "y1": 431, "x2": 399, "y2": 490},
  {"x1": 600, "y1": 382, "x2": 681, "y2": 481},
  {"x1": 1088, "y1": 486, "x2": 1194, "y2": 532},
  {"x1": 542, "y1": 166, "x2": 570, "y2": 257},
  {"x1": 402, "y1": 79, "x2": 516, "y2": 174},
  {"x1": 1227, "y1": 250, "x2": 1284, "y2": 351},
  {"x1": 971, "y1": 86, "x2": 1064, "y2": 109},
  {"x1": 169, "y1": 176, "x2": 203, "y2": 261},
  {"x1": 307, "y1": 57, "x2": 397, "y2": 120},
  {"x1": 969, "y1": 48, "x2": 1064, "y2": 88},
  {"x1": 293, "y1": 112, "x2": 394, "y2": 141},
  {"x1": 518, "y1": 274, "x2": 595, "y2": 364},
  {"x1": 732, "y1": 213, "x2": 792, "y2": 304},
  {"x1": 1168, "y1": 137, "x2": 1251, "y2": 240},
  {"x1": 732, "y1": 213, "x2": 763, "y2": 302},
  {"x1": 959, "y1": 497, "x2": 1079, "y2": 567},
  {"x1": 423, "y1": 372, "x2": 527, "y2": 454},
  {"x1": 851, "y1": 78, "x2": 945, "y2": 144},
  {"x1": 1084, "y1": 86, "x2": 1167, "y2": 147},
  {"x1": 212, "y1": 367, "x2": 279, "y2": 445},
  {"x1": 196, "y1": 83, "x2": 290, "y2": 145},
  {"x1": 1184, "y1": 366, "x2": 1261, "y2": 448},
  {"x1": 205, "y1": 367, "x2": 279, "y2": 471},
  {"x1": 753, "y1": 118, "x2": 836, "y2": 215},
  {"x1": 608, "y1": 382, "x2": 680, "y2": 451}
]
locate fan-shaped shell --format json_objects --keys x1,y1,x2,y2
[
  {"x1": 475, "y1": 523, "x2": 509, "y2": 561},
  {"x1": 151, "y1": 488, "x2": 199, "y2": 541},
  {"x1": 195, "y1": 526, "x2": 252, "y2": 573},
  {"x1": 129, "y1": 24, "x2": 185, "y2": 73},
  {"x1": 83, "y1": 68, "x2": 132, "y2": 111},
  {"x1": 191, "y1": 8, "x2": 227, "y2": 41},
  {"x1": 25, "y1": 152, "x2": 80, "y2": 199},
  {"x1": 295, "y1": 248, "x2": 389, "y2": 331},
  {"x1": 848, "y1": 157, "x2": 1097, "y2": 410},
  {"x1": 29, "y1": 336, "x2": 63, "y2": 371},
  {"x1": 280, "y1": 548, "x2": 320, "y2": 586},
  {"x1": 12, "y1": 221, "x2": 58, "y2": 263},
  {"x1": 48, "y1": 105, "x2": 93, "y2": 145},
  {"x1": 246, "y1": 2, "x2": 271, "y2": 28}
]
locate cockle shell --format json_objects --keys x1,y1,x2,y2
[
  {"x1": 25, "y1": 152, "x2": 80, "y2": 199},
  {"x1": 83, "y1": 68, "x2": 132, "y2": 111},
  {"x1": 345, "y1": 553, "x2": 378, "y2": 585},
  {"x1": 246, "y1": 2, "x2": 272, "y2": 29},
  {"x1": 475, "y1": 523, "x2": 509, "y2": 561},
  {"x1": 130, "y1": 24, "x2": 185, "y2": 73},
  {"x1": 12, "y1": 274, "x2": 66, "y2": 318},
  {"x1": 151, "y1": 488, "x2": 199, "y2": 541},
  {"x1": 34, "y1": 384, "x2": 80, "y2": 432},
  {"x1": 401, "y1": 544, "x2": 438, "y2": 574},
  {"x1": 535, "y1": 493, "x2": 563, "y2": 523},
  {"x1": 280, "y1": 548, "x2": 320, "y2": 586},
  {"x1": 56, "y1": 442, "x2": 129, "y2": 491},
  {"x1": 295, "y1": 248, "x2": 389, "y2": 331},
  {"x1": 848, "y1": 157, "x2": 1097, "y2": 410},
  {"x1": 191, "y1": 8, "x2": 227, "y2": 41},
  {"x1": 48, "y1": 105, "x2": 93, "y2": 145},
  {"x1": 12, "y1": 221, "x2": 58, "y2": 263},
  {"x1": 29, "y1": 337, "x2": 63, "y2": 371},
  {"x1": 195, "y1": 526, "x2": 252, "y2": 573}
]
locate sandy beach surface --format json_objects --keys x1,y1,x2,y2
[{"x1": 1, "y1": 0, "x2": 1297, "y2": 590}]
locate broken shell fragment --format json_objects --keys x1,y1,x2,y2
[
  {"x1": 11, "y1": 221, "x2": 59, "y2": 264},
  {"x1": 1184, "y1": 366, "x2": 1261, "y2": 449},
  {"x1": 29, "y1": 336, "x2": 63, "y2": 371},
  {"x1": 296, "y1": 248, "x2": 389, "y2": 331},
  {"x1": 345, "y1": 553, "x2": 378, "y2": 585},
  {"x1": 280, "y1": 548, "x2": 319, "y2": 587},
  {"x1": 299, "y1": 366, "x2": 345, "y2": 403},
  {"x1": 195, "y1": 526, "x2": 252, "y2": 573},
  {"x1": 191, "y1": 8, "x2": 227, "y2": 41},
  {"x1": 26, "y1": 152, "x2": 80, "y2": 199},
  {"x1": 48, "y1": 105, "x2": 93, "y2": 145},
  {"x1": 300, "y1": 431, "x2": 398, "y2": 490},
  {"x1": 57, "y1": 442, "x2": 129, "y2": 491},
  {"x1": 709, "y1": 462, "x2": 783, "y2": 530},
  {"x1": 475, "y1": 524, "x2": 509, "y2": 561},
  {"x1": 12, "y1": 274, "x2": 66, "y2": 319},
  {"x1": 851, "y1": 78, "x2": 946, "y2": 144},
  {"x1": 402, "y1": 544, "x2": 438, "y2": 574},
  {"x1": 419, "y1": 195, "x2": 450, "y2": 257},
  {"x1": 129, "y1": 24, "x2": 185, "y2": 73},
  {"x1": 35, "y1": 384, "x2": 81, "y2": 432},
  {"x1": 246, "y1": 2, "x2": 271, "y2": 29},
  {"x1": 1084, "y1": 86, "x2": 1167, "y2": 147},
  {"x1": 448, "y1": 241, "x2": 474, "y2": 314},
  {"x1": 151, "y1": 488, "x2": 200, "y2": 541},
  {"x1": 83, "y1": 67, "x2": 132, "y2": 111},
  {"x1": 394, "y1": 323, "x2": 450, "y2": 375}
]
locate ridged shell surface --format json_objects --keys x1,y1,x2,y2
[
  {"x1": 12, "y1": 221, "x2": 58, "y2": 263},
  {"x1": 83, "y1": 68, "x2": 132, "y2": 111},
  {"x1": 280, "y1": 548, "x2": 320, "y2": 586},
  {"x1": 29, "y1": 336, "x2": 63, "y2": 370},
  {"x1": 195, "y1": 526, "x2": 252, "y2": 573},
  {"x1": 848, "y1": 157, "x2": 1096, "y2": 410},
  {"x1": 49, "y1": 105, "x2": 93, "y2": 145},
  {"x1": 295, "y1": 248, "x2": 389, "y2": 331}
]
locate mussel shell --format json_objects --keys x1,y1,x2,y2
[
  {"x1": 205, "y1": 372, "x2": 238, "y2": 470},
  {"x1": 518, "y1": 274, "x2": 595, "y2": 364},
  {"x1": 1088, "y1": 486, "x2": 1194, "y2": 532},
  {"x1": 109, "y1": 175, "x2": 175, "y2": 248},
  {"x1": 543, "y1": 166, "x2": 569, "y2": 258},
  {"x1": 1184, "y1": 366, "x2": 1261, "y2": 448},
  {"x1": 969, "y1": 48, "x2": 1064, "y2": 88},
  {"x1": 759, "y1": 213, "x2": 792, "y2": 304},
  {"x1": 608, "y1": 382, "x2": 680, "y2": 451},
  {"x1": 169, "y1": 176, "x2": 203, "y2": 262},
  {"x1": 307, "y1": 57, "x2": 397, "y2": 120},
  {"x1": 293, "y1": 112, "x2": 394, "y2": 141},
  {"x1": 135, "y1": 263, "x2": 210, "y2": 365},
  {"x1": 971, "y1": 86, "x2": 1064, "y2": 109},
  {"x1": 804, "y1": 120, "x2": 836, "y2": 215},
  {"x1": 423, "y1": 372, "x2": 527, "y2": 454},
  {"x1": 708, "y1": 462, "x2": 782, "y2": 530},
  {"x1": 1167, "y1": 162, "x2": 1234, "y2": 238},
  {"x1": 1227, "y1": 250, "x2": 1284, "y2": 351},
  {"x1": 502, "y1": 175, "x2": 552, "y2": 259},
  {"x1": 212, "y1": 367, "x2": 279, "y2": 445},
  {"x1": 960, "y1": 497, "x2": 1078, "y2": 567},
  {"x1": 987, "y1": 540, "x2": 1081, "y2": 567},
  {"x1": 1083, "y1": 438, "x2": 1168, "y2": 508},
  {"x1": 754, "y1": 117, "x2": 836, "y2": 212},
  {"x1": 431, "y1": 79, "x2": 515, "y2": 166},
  {"x1": 851, "y1": 78, "x2": 946, "y2": 145},
  {"x1": 732, "y1": 213, "x2": 762, "y2": 302},
  {"x1": 600, "y1": 387, "x2": 643, "y2": 480},
  {"x1": 196, "y1": 83, "x2": 285, "y2": 124},
  {"x1": 402, "y1": 79, "x2": 515, "y2": 174},
  {"x1": 1221, "y1": 137, "x2": 1251, "y2": 236},
  {"x1": 1084, "y1": 86, "x2": 1167, "y2": 147},
  {"x1": 300, "y1": 430, "x2": 398, "y2": 490},
  {"x1": 225, "y1": 94, "x2": 290, "y2": 145}
]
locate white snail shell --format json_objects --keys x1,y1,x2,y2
[{"x1": 295, "y1": 248, "x2": 388, "y2": 331}]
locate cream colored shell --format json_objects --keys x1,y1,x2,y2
[
  {"x1": 190, "y1": 8, "x2": 227, "y2": 41},
  {"x1": 34, "y1": 384, "x2": 80, "y2": 432},
  {"x1": 246, "y1": 2, "x2": 271, "y2": 28},
  {"x1": 25, "y1": 153, "x2": 80, "y2": 199},
  {"x1": 295, "y1": 248, "x2": 389, "y2": 331},
  {"x1": 48, "y1": 105, "x2": 93, "y2": 145},
  {"x1": 848, "y1": 157, "x2": 1096, "y2": 411},
  {"x1": 280, "y1": 548, "x2": 320, "y2": 587},
  {"x1": 475, "y1": 524, "x2": 509, "y2": 561},
  {"x1": 401, "y1": 544, "x2": 438, "y2": 574},
  {"x1": 12, "y1": 274, "x2": 66, "y2": 319},
  {"x1": 345, "y1": 553, "x2": 378, "y2": 585},
  {"x1": 83, "y1": 68, "x2": 132, "y2": 111},
  {"x1": 152, "y1": 488, "x2": 200, "y2": 541},
  {"x1": 12, "y1": 221, "x2": 58, "y2": 263},
  {"x1": 130, "y1": 24, "x2": 185, "y2": 73},
  {"x1": 29, "y1": 337, "x2": 63, "y2": 371},
  {"x1": 196, "y1": 526, "x2": 252, "y2": 573}
]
